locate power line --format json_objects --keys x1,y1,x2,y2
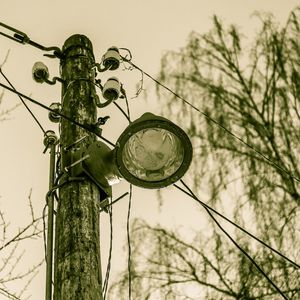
[
  {"x1": 174, "y1": 181, "x2": 300, "y2": 269},
  {"x1": 0, "y1": 81, "x2": 115, "y2": 147},
  {"x1": 175, "y1": 180, "x2": 289, "y2": 300},
  {"x1": 100, "y1": 192, "x2": 130, "y2": 298},
  {"x1": 123, "y1": 90, "x2": 131, "y2": 123},
  {"x1": 102, "y1": 192, "x2": 131, "y2": 298},
  {"x1": 127, "y1": 184, "x2": 133, "y2": 300},
  {"x1": 0, "y1": 68, "x2": 46, "y2": 134},
  {"x1": 122, "y1": 58, "x2": 300, "y2": 184},
  {"x1": 100, "y1": 192, "x2": 129, "y2": 213},
  {"x1": 113, "y1": 101, "x2": 131, "y2": 123}
]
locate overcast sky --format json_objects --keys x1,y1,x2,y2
[{"x1": 0, "y1": 1, "x2": 299, "y2": 299}]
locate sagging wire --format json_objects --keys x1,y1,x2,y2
[
  {"x1": 101, "y1": 191, "x2": 130, "y2": 299},
  {"x1": 0, "y1": 68, "x2": 46, "y2": 134},
  {"x1": 127, "y1": 184, "x2": 133, "y2": 300},
  {"x1": 0, "y1": 81, "x2": 115, "y2": 147},
  {"x1": 100, "y1": 192, "x2": 129, "y2": 213},
  {"x1": 174, "y1": 181, "x2": 300, "y2": 270},
  {"x1": 0, "y1": 22, "x2": 62, "y2": 58},
  {"x1": 174, "y1": 180, "x2": 290, "y2": 300},
  {"x1": 113, "y1": 101, "x2": 131, "y2": 123},
  {"x1": 123, "y1": 87, "x2": 131, "y2": 123},
  {"x1": 120, "y1": 58, "x2": 300, "y2": 184}
]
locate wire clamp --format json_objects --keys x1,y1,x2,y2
[{"x1": 97, "y1": 116, "x2": 110, "y2": 126}]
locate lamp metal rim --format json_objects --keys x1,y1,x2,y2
[{"x1": 115, "y1": 113, "x2": 193, "y2": 189}]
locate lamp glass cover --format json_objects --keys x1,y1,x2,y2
[{"x1": 122, "y1": 128, "x2": 184, "y2": 181}]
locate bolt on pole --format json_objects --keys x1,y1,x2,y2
[{"x1": 53, "y1": 35, "x2": 103, "y2": 300}]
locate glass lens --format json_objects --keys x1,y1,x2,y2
[{"x1": 122, "y1": 128, "x2": 184, "y2": 181}]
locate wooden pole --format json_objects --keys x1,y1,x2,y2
[{"x1": 54, "y1": 34, "x2": 103, "y2": 300}]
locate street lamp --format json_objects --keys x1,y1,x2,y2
[
  {"x1": 69, "y1": 112, "x2": 192, "y2": 196},
  {"x1": 115, "y1": 112, "x2": 193, "y2": 188}
]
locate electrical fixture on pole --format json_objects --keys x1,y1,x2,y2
[
  {"x1": 31, "y1": 42, "x2": 192, "y2": 297},
  {"x1": 69, "y1": 112, "x2": 193, "y2": 194},
  {"x1": 60, "y1": 46, "x2": 193, "y2": 195}
]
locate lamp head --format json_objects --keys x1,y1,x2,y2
[{"x1": 115, "y1": 113, "x2": 193, "y2": 189}]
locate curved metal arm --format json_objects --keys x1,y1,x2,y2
[
  {"x1": 95, "y1": 62, "x2": 112, "y2": 73},
  {"x1": 94, "y1": 93, "x2": 113, "y2": 108},
  {"x1": 45, "y1": 76, "x2": 65, "y2": 85}
]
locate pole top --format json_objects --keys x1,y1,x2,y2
[
  {"x1": 63, "y1": 34, "x2": 93, "y2": 51},
  {"x1": 62, "y1": 34, "x2": 94, "y2": 61}
]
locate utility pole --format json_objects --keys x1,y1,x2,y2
[
  {"x1": 0, "y1": 21, "x2": 194, "y2": 300},
  {"x1": 53, "y1": 35, "x2": 103, "y2": 300}
]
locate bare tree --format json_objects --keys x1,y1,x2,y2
[
  {"x1": 0, "y1": 57, "x2": 44, "y2": 299},
  {"x1": 0, "y1": 190, "x2": 44, "y2": 300},
  {"x1": 109, "y1": 219, "x2": 299, "y2": 299},
  {"x1": 109, "y1": 8, "x2": 300, "y2": 300}
]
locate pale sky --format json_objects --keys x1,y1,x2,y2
[{"x1": 0, "y1": 1, "x2": 299, "y2": 299}]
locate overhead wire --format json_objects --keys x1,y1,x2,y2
[
  {"x1": 119, "y1": 53, "x2": 298, "y2": 299},
  {"x1": 175, "y1": 180, "x2": 290, "y2": 300},
  {"x1": 121, "y1": 58, "x2": 300, "y2": 184},
  {"x1": 101, "y1": 194, "x2": 130, "y2": 298},
  {"x1": 123, "y1": 90, "x2": 131, "y2": 123},
  {"x1": 0, "y1": 81, "x2": 115, "y2": 147},
  {"x1": 174, "y1": 181, "x2": 300, "y2": 269},
  {"x1": 113, "y1": 101, "x2": 131, "y2": 123},
  {"x1": 100, "y1": 192, "x2": 129, "y2": 213},
  {"x1": 0, "y1": 68, "x2": 46, "y2": 134},
  {"x1": 101, "y1": 192, "x2": 131, "y2": 299}
]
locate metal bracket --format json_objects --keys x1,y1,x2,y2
[
  {"x1": 63, "y1": 135, "x2": 89, "y2": 152},
  {"x1": 63, "y1": 140, "x2": 113, "y2": 201}
]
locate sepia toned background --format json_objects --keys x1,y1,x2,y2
[{"x1": 0, "y1": 1, "x2": 299, "y2": 299}]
